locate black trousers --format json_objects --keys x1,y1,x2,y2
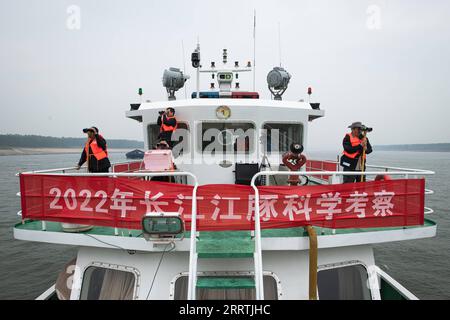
[
  {"x1": 158, "y1": 131, "x2": 173, "y2": 147},
  {"x1": 89, "y1": 167, "x2": 110, "y2": 173},
  {"x1": 341, "y1": 156, "x2": 365, "y2": 183}
]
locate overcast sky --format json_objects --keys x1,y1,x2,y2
[{"x1": 1, "y1": 0, "x2": 449, "y2": 150}]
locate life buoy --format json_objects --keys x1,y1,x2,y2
[
  {"x1": 282, "y1": 152, "x2": 307, "y2": 186},
  {"x1": 375, "y1": 174, "x2": 392, "y2": 181}
]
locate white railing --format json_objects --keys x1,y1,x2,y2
[
  {"x1": 17, "y1": 170, "x2": 199, "y2": 250},
  {"x1": 16, "y1": 165, "x2": 84, "y2": 176},
  {"x1": 306, "y1": 159, "x2": 435, "y2": 195},
  {"x1": 374, "y1": 266, "x2": 419, "y2": 300},
  {"x1": 251, "y1": 169, "x2": 435, "y2": 301},
  {"x1": 250, "y1": 183, "x2": 265, "y2": 300},
  {"x1": 18, "y1": 168, "x2": 201, "y2": 299}
]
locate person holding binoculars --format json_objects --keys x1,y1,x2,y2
[
  {"x1": 340, "y1": 121, "x2": 373, "y2": 183},
  {"x1": 157, "y1": 107, "x2": 177, "y2": 148},
  {"x1": 76, "y1": 126, "x2": 111, "y2": 173}
]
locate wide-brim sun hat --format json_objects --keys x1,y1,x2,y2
[
  {"x1": 82, "y1": 127, "x2": 99, "y2": 134},
  {"x1": 348, "y1": 122, "x2": 363, "y2": 129}
]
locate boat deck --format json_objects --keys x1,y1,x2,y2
[{"x1": 14, "y1": 219, "x2": 437, "y2": 252}]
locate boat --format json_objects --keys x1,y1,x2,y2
[
  {"x1": 126, "y1": 149, "x2": 145, "y2": 160},
  {"x1": 14, "y1": 46, "x2": 436, "y2": 300}
]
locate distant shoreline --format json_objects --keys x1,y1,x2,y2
[
  {"x1": 375, "y1": 149, "x2": 450, "y2": 153},
  {"x1": 0, "y1": 147, "x2": 131, "y2": 156}
]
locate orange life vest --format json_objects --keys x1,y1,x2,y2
[
  {"x1": 85, "y1": 137, "x2": 108, "y2": 162},
  {"x1": 343, "y1": 133, "x2": 365, "y2": 159},
  {"x1": 160, "y1": 115, "x2": 177, "y2": 132}
]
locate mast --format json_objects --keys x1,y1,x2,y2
[{"x1": 253, "y1": 10, "x2": 256, "y2": 92}]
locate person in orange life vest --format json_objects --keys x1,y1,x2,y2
[
  {"x1": 340, "y1": 122, "x2": 372, "y2": 183},
  {"x1": 76, "y1": 126, "x2": 111, "y2": 173},
  {"x1": 157, "y1": 107, "x2": 177, "y2": 148}
]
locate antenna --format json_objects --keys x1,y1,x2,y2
[
  {"x1": 193, "y1": 39, "x2": 200, "y2": 99},
  {"x1": 278, "y1": 22, "x2": 282, "y2": 67},
  {"x1": 253, "y1": 10, "x2": 256, "y2": 92},
  {"x1": 181, "y1": 40, "x2": 187, "y2": 99}
]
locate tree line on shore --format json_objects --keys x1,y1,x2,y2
[
  {"x1": 0, "y1": 134, "x2": 144, "y2": 149},
  {"x1": 376, "y1": 143, "x2": 450, "y2": 152}
]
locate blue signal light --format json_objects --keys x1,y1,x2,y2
[{"x1": 191, "y1": 91, "x2": 220, "y2": 99}]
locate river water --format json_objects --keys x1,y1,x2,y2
[{"x1": 0, "y1": 151, "x2": 449, "y2": 299}]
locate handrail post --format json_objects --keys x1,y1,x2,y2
[
  {"x1": 305, "y1": 225, "x2": 318, "y2": 300},
  {"x1": 252, "y1": 185, "x2": 264, "y2": 300},
  {"x1": 187, "y1": 179, "x2": 199, "y2": 300}
]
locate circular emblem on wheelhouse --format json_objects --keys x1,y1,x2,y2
[{"x1": 216, "y1": 105, "x2": 231, "y2": 119}]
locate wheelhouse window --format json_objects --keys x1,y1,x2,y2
[
  {"x1": 317, "y1": 264, "x2": 371, "y2": 300},
  {"x1": 147, "y1": 122, "x2": 189, "y2": 158},
  {"x1": 80, "y1": 266, "x2": 136, "y2": 300},
  {"x1": 173, "y1": 275, "x2": 278, "y2": 300},
  {"x1": 197, "y1": 122, "x2": 255, "y2": 154},
  {"x1": 262, "y1": 122, "x2": 303, "y2": 153}
]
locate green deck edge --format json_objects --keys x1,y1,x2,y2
[
  {"x1": 196, "y1": 277, "x2": 255, "y2": 289},
  {"x1": 14, "y1": 219, "x2": 436, "y2": 240},
  {"x1": 197, "y1": 231, "x2": 254, "y2": 258}
]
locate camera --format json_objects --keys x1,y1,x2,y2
[
  {"x1": 361, "y1": 125, "x2": 373, "y2": 133},
  {"x1": 158, "y1": 110, "x2": 165, "y2": 116}
]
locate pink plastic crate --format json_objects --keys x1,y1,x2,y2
[{"x1": 143, "y1": 150, "x2": 174, "y2": 171}]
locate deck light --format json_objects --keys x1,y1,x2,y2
[
  {"x1": 267, "y1": 66, "x2": 291, "y2": 100},
  {"x1": 142, "y1": 212, "x2": 184, "y2": 240},
  {"x1": 162, "y1": 67, "x2": 189, "y2": 100}
]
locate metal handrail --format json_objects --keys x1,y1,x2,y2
[
  {"x1": 17, "y1": 166, "x2": 81, "y2": 175},
  {"x1": 18, "y1": 169, "x2": 200, "y2": 297},
  {"x1": 308, "y1": 159, "x2": 433, "y2": 174},
  {"x1": 252, "y1": 171, "x2": 434, "y2": 182},
  {"x1": 17, "y1": 162, "x2": 205, "y2": 298},
  {"x1": 374, "y1": 266, "x2": 419, "y2": 300},
  {"x1": 250, "y1": 184, "x2": 264, "y2": 300},
  {"x1": 16, "y1": 159, "x2": 143, "y2": 176},
  {"x1": 250, "y1": 170, "x2": 435, "y2": 300}
]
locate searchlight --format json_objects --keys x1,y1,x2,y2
[
  {"x1": 162, "y1": 68, "x2": 189, "y2": 101},
  {"x1": 267, "y1": 67, "x2": 291, "y2": 100}
]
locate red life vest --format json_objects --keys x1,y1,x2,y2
[
  {"x1": 343, "y1": 133, "x2": 365, "y2": 159},
  {"x1": 160, "y1": 115, "x2": 177, "y2": 132},
  {"x1": 85, "y1": 137, "x2": 108, "y2": 162}
]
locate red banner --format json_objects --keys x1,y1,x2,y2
[{"x1": 19, "y1": 174, "x2": 425, "y2": 231}]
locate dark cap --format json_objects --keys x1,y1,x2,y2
[
  {"x1": 156, "y1": 140, "x2": 170, "y2": 149},
  {"x1": 83, "y1": 126, "x2": 99, "y2": 134},
  {"x1": 348, "y1": 122, "x2": 363, "y2": 129}
]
